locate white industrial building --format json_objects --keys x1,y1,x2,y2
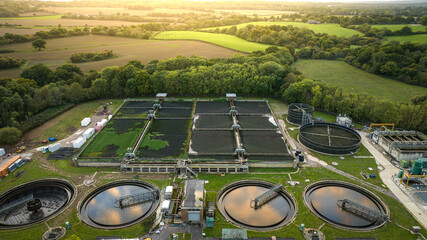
[
  {"x1": 336, "y1": 114, "x2": 353, "y2": 128},
  {"x1": 81, "y1": 117, "x2": 91, "y2": 127},
  {"x1": 165, "y1": 186, "x2": 173, "y2": 200}
]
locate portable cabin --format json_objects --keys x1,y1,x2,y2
[
  {"x1": 49, "y1": 143, "x2": 62, "y2": 153},
  {"x1": 0, "y1": 155, "x2": 21, "y2": 177},
  {"x1": 83, "y1": 128, "x2": 95, "y2": 139},
  {"x1": 94, "y1": 126, "x2": 103, "y2": 132},
  {"x1": 81, "y1": 117, "x2": 91, "y2": 127},
  {"x1": 72, "y1": 137, "x2": 87, "y2": 149}
]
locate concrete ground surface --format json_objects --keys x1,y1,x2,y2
[{"x1": 359, "y1": 132, "x2": 427, "y2": 230}]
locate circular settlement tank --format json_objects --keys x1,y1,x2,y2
[
  {"x1": 287, "y1": 103, "x2": 314, "y2": 125},
  {"x1": 299, "y1": 123, "x2": 361, "y2": 155},
  {"x1": 304, "y1": 180, "x2": 389, "y2": 231},
  {"x1": 79, "y1": 180, "x2": 159, "y2": 229},
  {"x1": 217, "y1": 180, "x2": 296, "y2": 231},
  {"x1": 0, "y1": 179, "x2": 76, "y2": 229}
]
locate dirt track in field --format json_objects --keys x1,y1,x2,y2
[{"x1": 0, "y1": 35, "x2": 244, "y2": 78}]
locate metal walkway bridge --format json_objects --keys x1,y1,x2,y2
[
  {"x1": 250, "y1": 184, "x2": 282, "y2": 208},
  {"x1": 337, "y1": 198, "x2": 388, "y2": 224},
  {"x1": 114, "y1": 190, "x2": 159, "y2": 208}
]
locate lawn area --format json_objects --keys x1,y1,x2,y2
[
  {"x1": 355, "y1": 24, "x2": 426, "y2": 32},
  {"x1": 202, "y1": 21, "x2": 362, "y2": 38},
  {"x1": 312, "y1": 145, "x2": 384, "y2": 186},
  {"x1": 24, "y1": 99, "x2": 123, "y2": 143},
  {"x1": 385, "y1": 34, "x2": 427, "y2": 44},
  {"x1": 154, "y1": 31, "x2": 271, "y2": 53},
  {"x1": 0, "y1": 15, "x2": 62, "y2": 20},
  {"x1": 293, "y1": 59, "x2": 427, "y2": 102}
]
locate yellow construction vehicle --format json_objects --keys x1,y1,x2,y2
[{"x1": 369, "y1": 123, "x2": 395, "y2": 132}]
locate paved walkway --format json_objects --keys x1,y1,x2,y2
[{"x1": 360, "y1": 132, "x2": 427, "y2": 230}]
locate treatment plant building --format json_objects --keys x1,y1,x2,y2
[
  {"x1": 181, "y1": 180, "x2": 205, "y2": 223},
  {"x1": 372, "y1": 130, "x2": 427, "y2": 161}
]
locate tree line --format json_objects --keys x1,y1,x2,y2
[
  {"x1": 209, "y1": 24, "x2": 380, "y2": 59},
  {"x1": 1, "y1": 50, "x2": 426, "y2": 144},
  {"x1": 0, "y1": 27, "x2": 90, "y2": 45},
  {"x1": 348, "y1": 24, "x2": 426, "y2": 38},
  {"x1": 0, "y1": 56, "x2": 22, "y2": 69},
  {"x1": 345, "y1": 41, "x2": 426, "y2": 87},
  {"x1": 70, "y1": 50, "x2": 114, "y2": 63}
]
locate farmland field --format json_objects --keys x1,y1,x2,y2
[
  {"x1": 154, "y1": 31, "x2": 271, "y2": 53},
  {"x1": 355, "y1": 24, "x2": 426, "y2": 32},
  {"x1": 0, "y1": 15, "x2": 62, "y2": 20},
  {"x1": 0, "y1": 18, "x2": 139, "y2": 27},
  {"x1": 384, "y1": 34, "x2": 427, "y2": 44},
  {"x1": 41, "y1": 7, "x2": 211, "y2": 16},
  {"x1": 293, "y1": 59, "x2": 427, "y2": 102},
  {"x1": 0, "y1": 27, "x2": 50, "y2": 35},
  {"x1": 0, "y1": 35, "x2": 241, "y2": 78},
  {"x1": 213, "y1": 9, "x2": 298, "y2": 16},
  {"x1": 202, "y1": 21, "x2": 362, "y2": 38}
]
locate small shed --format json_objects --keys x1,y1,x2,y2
[
  {"x1": 81, "y1": 117, "x2": 91, "y2": 127},
  {"x1": 49, "y1": 143, "x2": 62, "y2": 153},
  {"x1": 83, "y1": 128, "x2": 95, "y2": 139},
  {"x1": 73, "y1": 137, "x2": 87, "y2": 149},
  {"x1": 0, "y1": 148, "x2": 5, "y2": 157},
  {"x1": 165, "y1": 186, "x2": 173, "y2": 199},
  {"x1": 222, "y1": 229, "x2": 248, "y2": 240},
  {"x1": 161, "y1": 200, "x2": 171, "y2": 212},
  {"x1": 226, "y1": 93, "x2": 236, "y2": 101},
  {"x1": 156, "y1": 93, "x2": 167, "y2": 101}
]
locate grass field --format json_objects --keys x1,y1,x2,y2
[
  {"x1": 293, "y1": 59, "x2": 427, "y2": 102},
  {"x1": 355, "y1": 24, "x2": 426, "y2": 32},
  {"x1": 24, "y1": 99, "x2": 122, "y2": 144},
  {"x1": 0, "y1": 35, "x2": 240, "y2": 78},
  {"x1": 154, "y1": 31, "x2": 271, "y2": 52},
  {"x1": 202, "y1": 21, "x2": 362, "y2": 38},
  {"x1": 385, "y1": 34, "x2": 427, "y2": 44}
]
